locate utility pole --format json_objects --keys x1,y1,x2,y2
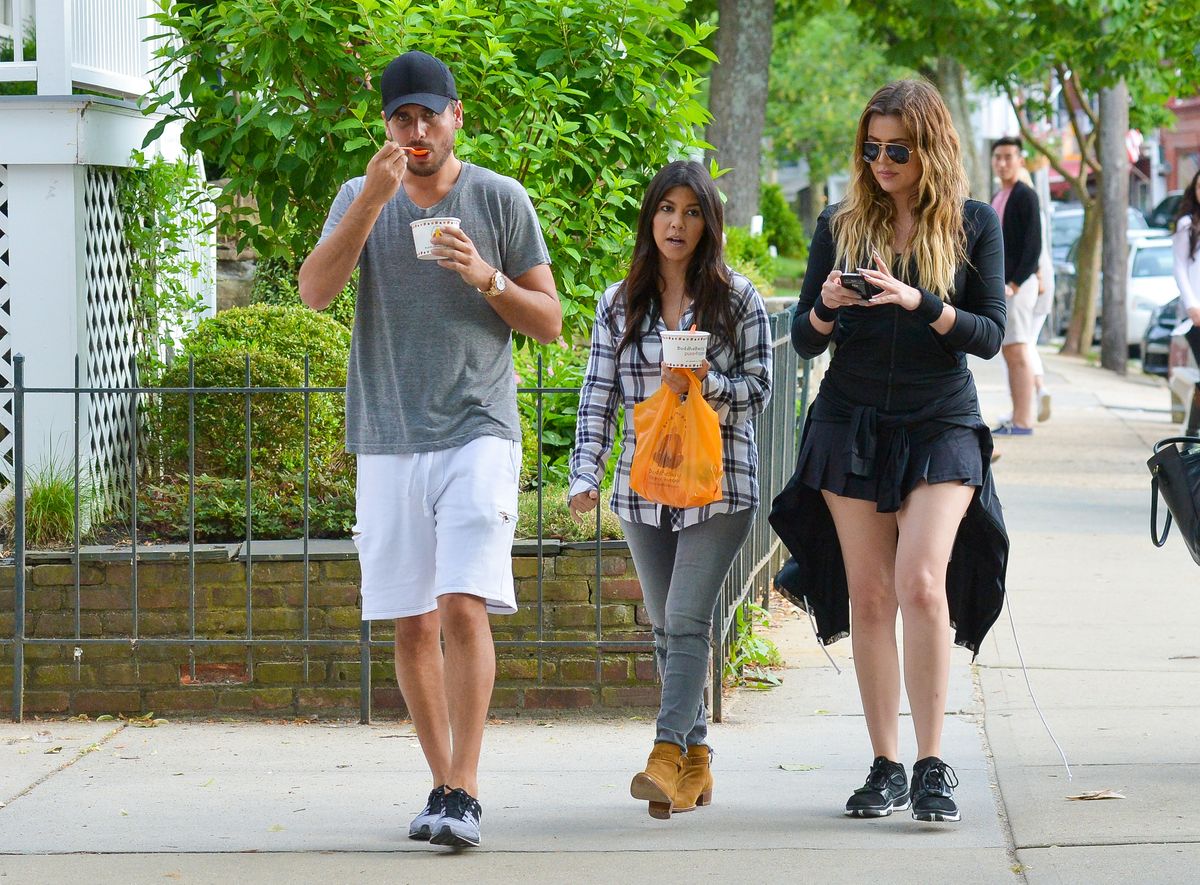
[{"x1": 1098, "y1": 79, "x2": 1129, "y2": 373}]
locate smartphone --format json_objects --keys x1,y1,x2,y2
[{"x1": 839, "y1": 272, "x2": 877, "y2": 300}]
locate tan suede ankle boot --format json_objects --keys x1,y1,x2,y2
[
  {"x1": 630, "y1": 742, "x2": 685, "y2": 819},
  {"x1": 674, "y1": 744, "x2": 713, "y2": 812}
]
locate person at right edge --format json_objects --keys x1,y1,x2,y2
[
  {"x1": 1172, "y1": 168, "x2": 1200, "y2": 437},
  {"x1": 769, "y1": 79, "x2": 1009, "y2": 824}
]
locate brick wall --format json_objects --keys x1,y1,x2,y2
[{"x1": 0, "y1": 542, "x2": 660, "y2": 718}]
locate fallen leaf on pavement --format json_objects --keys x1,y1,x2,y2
[
  {"x1": 43, "y1": 746, "x2": 63, "y2": 755},
  {"x1": 269, "y1": 824, "x2": 285, "y2": 832},
  {"x1": 1066, "y1": 790, "x2": 1126, "y2": 801},
  {"x1": 32, "y1": 731, "x2": 52, "y2": 744},
  {"x1": 779, "y1": 763, "x2": 822, "y2": 772}
]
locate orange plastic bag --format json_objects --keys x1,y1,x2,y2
[{"x1": 629, "y1": 369, "x2": 724, "y2": 509}]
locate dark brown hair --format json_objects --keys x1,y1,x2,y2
[
  {"x1": 1176, "y1": 168, "x2": 1200, "y2": 259},
  {"x1": 616, "y1": 161, "x2": 737, "y2": 360}
]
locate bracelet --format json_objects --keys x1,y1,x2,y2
[
  {"x1": 913, "y1": 288, "x2": 946, "y2": 323},
  {"x1": 812, "y1": 299, "x2": 838, "y2": 323}
]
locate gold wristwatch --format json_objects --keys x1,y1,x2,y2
[{"x1": 479, "y1": 269, "x2": 507, "y2": 298}]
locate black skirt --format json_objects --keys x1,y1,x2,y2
[{"x1": 796, "y1": 418, "x2": 983, "y2": 510}]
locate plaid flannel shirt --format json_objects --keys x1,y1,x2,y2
[{"x1": 568, "y1": 271, "x2": 773, "y2": 530}]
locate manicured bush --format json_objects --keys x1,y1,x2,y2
[
  {"x1": 154, "y1": 305, "x2": 350, "y2": 478},
  {"x1": 179, "y1": 304, "x2": 350, "y2": 386}
]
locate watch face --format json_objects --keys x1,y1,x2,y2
[{"x1": 494, "y1": 272, "x2": 506, "y2": 292}]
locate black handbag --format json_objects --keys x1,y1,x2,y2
[{"x1": 1148, "y1": 436, "x2": 1200, "y2": 566}]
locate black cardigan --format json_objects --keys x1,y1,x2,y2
[
  {"x1": 791, "y1": 199, "x2": 1006, "y2": 413},
  {"x1": 999, "y1": 179, "x2": 1041, "y2": 288},
  {"x1": 769, "y1": 199, "x2": 1010, "y2": 657}
]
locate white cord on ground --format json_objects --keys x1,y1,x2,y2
[
  {"x1": 802, "y1": 595, "x2": 842, "y2": 674},
  {"x1": 1004, "y1": 590, "x2": 1072, "y2": 781}
]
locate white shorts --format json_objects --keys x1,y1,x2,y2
[
  {"x1": 1003, "y1": 276, "x2": 1040, "y2": 345},
  {"x1": 353, "y1": 436, "x2": 521, "y2": 620}
]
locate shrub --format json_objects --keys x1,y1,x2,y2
[
  {"x1": 252, "y1": 257, "x2": 356, "y2": 330},
  {"x1": 155, "y1": 305, "x2": 351, "y2": 478},
  {"x1": 760, "y1": 183, "x2": 807, "y2": 259},
  {"x1": 179, "y1": 304, "x2": 350, "y2": 386},
  {"x1": 138, "y1": 472, "x2": 355, "y2": 542},
  {"x1": 725, "y1": 226, "x2": 776, "y2": 296},
  {"x1": 517, "y1": 483, "x2": 622, "y2": 542}
]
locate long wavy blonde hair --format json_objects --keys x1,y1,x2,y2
[{"x1": 832, "y1": 79, "x2": 968, "y2": 300}]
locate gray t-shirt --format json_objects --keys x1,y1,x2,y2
[{"x1": 319, "y1": 163, "x2": 551, "y2": 454}]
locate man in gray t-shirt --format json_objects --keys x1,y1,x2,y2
[{"x1": 299, "y1": 50, "x2": 559, "y2": 849}]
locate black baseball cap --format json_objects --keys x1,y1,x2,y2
[{"x1": 381, "y1": 51, "x2": 458, "y2": 119}]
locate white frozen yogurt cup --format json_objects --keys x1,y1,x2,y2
[
  {"x1": 410, "y1": 216, "x2": 461, "y2": 259},
  {"x1": 661, "y1": 330, "x2": 710, "y2": 369}
]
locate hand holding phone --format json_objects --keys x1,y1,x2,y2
[{"x1": 838, "y1": 272, "x2": 878, "y2": 300}]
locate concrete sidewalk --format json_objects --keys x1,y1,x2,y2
[{"x1": 1, "y1": 349, "x2": 1197, "y2": 884}]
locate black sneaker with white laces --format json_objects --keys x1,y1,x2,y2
[
  {"x1": 408, "y1": 785, "x2": 447, "y2": 841},
  {"x1": 845, "y1": 756, "x2": 909, "y2": 817},
  {"x1": 911, "y1": 756, "x2": 960, "y2": 822},
  {"x1": 429, "y1": 787, "x2": 483, "y2": 847}
]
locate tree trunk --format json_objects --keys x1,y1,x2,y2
[
  {"x1": 932, "y1": 57, "x2": 988, "y2": 200},
  {"x1": 800, "y1": 178, "x2": 826, "y2": 237},
  {"x1": 706, "y1": 0, "x2": 776, "y2": 227},
  {"x1": 1063, "y1": 198, "x2": 1102, "y2": 355},
  {"x1": 1099, "y1": 80, "x2": 1130, "y2": 373}
]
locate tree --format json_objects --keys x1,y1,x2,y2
[
  {"x1": 851, "y1": 0, "x2": 1200, "y2": 357},
  {"x1": 985, "y1": 0, "x2": 1200, "y2": 356},
  {"x1": 146, "y1": 0, "x2": 715, "y2": 341},
  {"x1": 848, "y1": 0, "x2": 1000, "y2": 201},
  {"x1": 705, "y1": 0, "x2": 775, "y2": 226},
  {"x1": 1099, "y1": 80, "x2": 1130, "y2": 373},
  {"x1": 766, "y1": 3, "x2": 908, "y2": 231}
]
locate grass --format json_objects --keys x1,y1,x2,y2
[
  {"x1": 2, "y1": 459, "x2": 95, "y2": 548},
  {"x1": 517, "y1": 482, "x2": 623, "y2": 542},
  {"x1": 773, "y1": 254, "x2": 807, "y2": 289}
]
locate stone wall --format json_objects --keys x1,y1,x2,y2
[{"x1": 0, "y1": 541, "x2": 659, "y2": 718}]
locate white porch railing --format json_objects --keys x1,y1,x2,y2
[{"x1": 0, "y1": 0, "x2": 177, "y2": 100}]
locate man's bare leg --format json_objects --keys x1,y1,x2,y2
[
  {"x1": 438, "y1": 593, "x2": 496, "y2": 797},
  {"x1": 393, "y1": 611, "x2": 451, "y2": 787}
]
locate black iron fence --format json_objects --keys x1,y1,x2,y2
[{"x1": 2, "y1": 308, "x2": 807, "y2": 723}]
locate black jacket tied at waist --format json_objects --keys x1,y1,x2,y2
[{"x1": 769, "y1": 379, "x2": 1010, "y2": 657}]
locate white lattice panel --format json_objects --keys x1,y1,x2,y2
[
  {"x1": 0, "y1": 163, "x2": 13, "y2": 487},
  {"x1": 84, "y1": 166, "x2": 136, "y2": 514}
]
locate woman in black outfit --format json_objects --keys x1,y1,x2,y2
[{"x1": 770, "y1": 80, "x2": 1009, "y2": 824}]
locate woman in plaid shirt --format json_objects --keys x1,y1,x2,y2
[{"x1": 568, "y1": 161, "x2": 772, "y2": 819}]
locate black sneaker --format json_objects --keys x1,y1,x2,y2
[
  {"x1": 429, "y1": 787, "x2": 482, "y2": 847},
  {"x1": 911, "y1": 756, "x2": 960, "y2": 822},
  {"x1": 845, "y1": 756, "x2": 909, "y2": 817},
  {"x1": 408, "y1": 785, "x2": 446, "y2": 841}
]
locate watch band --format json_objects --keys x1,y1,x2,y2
[{"x1": 480, "y1": 270, "x2": 506, "y2": 298}]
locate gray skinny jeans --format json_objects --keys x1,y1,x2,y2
[{"x1": 620, "y1": 508, "x2": 756, "y2": 749}]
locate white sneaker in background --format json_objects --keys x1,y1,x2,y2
[{"x1": 1037, "y1": 388, "x2": 1052, "y2": 423}]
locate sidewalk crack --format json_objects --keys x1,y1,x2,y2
[{"x1": 1, "y1": 724, "x2": 126, "y2": 810}]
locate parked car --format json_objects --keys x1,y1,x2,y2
[
  {"x1": 1049, "y1": 203, "x2": 1150, "y2": 264},
  {"x1": 1052, "y1": 234, "x2": 1176, "y2": 352},
  {"x1": 1147, "y1": 190, "x2": 1184, "y2": 231},
  {"x1": 1167, "y1": 318, "x2": 1199, "y2": 426},
  {"x1": 1143, "y1": 296, "x2": 1178, "y2": 377}
]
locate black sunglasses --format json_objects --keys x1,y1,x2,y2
[{"x1": 862, "y1": 141, "x2": 916, "y2": 165}]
